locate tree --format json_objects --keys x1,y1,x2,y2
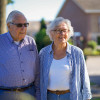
[
  {"x1": 0, "y1": 0, "x2": 14, "y2": 34},
  {"x1": 35, "y1": 18, "x2": 52, "y2": 52}
]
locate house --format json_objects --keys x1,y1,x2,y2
[
  {"x1": 57, "y1": 0, "x2": 100, "y2": 45},
  {"x1": 27, "y1": 21, "x2": 40, "y2": 37},
  {"x1": 27, "y1": 20, "x2": 50, "y2": 37}
]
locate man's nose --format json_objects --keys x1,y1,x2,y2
[{"x1": 21, "y1": 25, "x2": 26, "y2": 28}]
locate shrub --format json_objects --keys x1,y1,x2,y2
[
  {"x1": 83, "y1": 48, "x2": 93, "y2": 55},
  {"x1": 92, "y1": 50, "x2": 100, "y2": 55},
  {"x1": 68, "y1": 38, "x2": 73, "y2": 45},
  {"x1": 83, "y1": 48, "x2": 100, "y2": 55},
  {"x1": 35, "y1": 19, "x2": 51, "y2": 52},
  {"x1": 87, "y1": 40, "x2": 97, "y2": 50}
]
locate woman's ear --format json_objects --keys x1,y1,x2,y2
[{"x1": 50, "y1": 31, "x2": 54, "y2": 40}]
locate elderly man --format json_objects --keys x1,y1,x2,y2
[{"x1": 0, "y1": 10, "x2": 40, "y2": 100}]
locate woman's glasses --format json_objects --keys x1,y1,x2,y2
[
  {"x1": 10, "y1": 22, "x2": 29, "y2": 27},
  {"x1": 51, "y1": 29, "x2": 69, "y2": 34}
]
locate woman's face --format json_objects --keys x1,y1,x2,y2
[{"x1": 51, "y1": 22, "x2": 69, "y2": 44}]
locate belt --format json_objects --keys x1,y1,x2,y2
[
  {"x1": 0, "y1": 82, "x2": 34, "y2": 92},
  {"x1": 48, "y1": 89, "x2": 70, "y2": 95}
]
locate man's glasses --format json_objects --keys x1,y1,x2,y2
[
  {"x1": 10, "y1": 22, "x2": 29, "y2": 27},
  {"x1": 51, "y1": 29, "x2": 69, "y2": 34}
]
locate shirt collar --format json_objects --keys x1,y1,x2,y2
[
  {"x1": 48, "y1": 42, "x2": 71, "y2": 54},
  {"x1": 7, "y1": 31, "x2": 25, "y2": 44},
  {"x1": 48, "y1": 42, "x2": 53, "y2": 54},
  {"x1": 67, "y1": 42, "x2": 71, "y2": 54},
  {"x1": 7, "y1": 31, "x2": 14, "y2": 43}
]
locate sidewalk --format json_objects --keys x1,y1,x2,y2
[{"x1": 86, "y1": 56, "x2": 100, "y2": 99}]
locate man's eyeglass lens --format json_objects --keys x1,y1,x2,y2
[{"x1": 10, "y1": 23, "x2": 29, "y2": 27}]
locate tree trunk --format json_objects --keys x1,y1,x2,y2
[{"x1": 0, "y1": 0, "x2": 7, "y2": 34}]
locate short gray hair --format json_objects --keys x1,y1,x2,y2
[
  {"x1": 46, "y1": 17, "x2": 74, "y2": 41},
  {"x1": 6, "y1": 10, "x2": 26, "y2": 24}
]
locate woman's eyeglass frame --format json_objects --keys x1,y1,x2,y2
[{"x1": 51, "y1": 29, "x2": 69, "y2": 34}]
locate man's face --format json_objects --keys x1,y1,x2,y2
[{"x1": 8, "y1": 15, "x2": 28, "y2": 41}]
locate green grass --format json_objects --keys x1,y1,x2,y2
[
  {"x1": 90, "y1": 82, "x2": 96, "y2": 86},
  {"x1": 92, "y1": 98, "x2": 100, "y2": 100}
]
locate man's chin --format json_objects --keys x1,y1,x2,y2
[{"x1": 19, "y1": 36, "x2": 25, "y2": 41}]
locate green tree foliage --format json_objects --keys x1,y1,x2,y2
[
  {"x1": 40, "y1": 18, "x2": 46, "y2": 29},
  {"x1": 0, "y1": 0, "x2": 14, "y2": 34},
  {"x1": 7, "y1": 0, "x2": 14, "y2": 4},
  {"x1": 35, "y1": 18, "x2": 52, "y2": 52}
]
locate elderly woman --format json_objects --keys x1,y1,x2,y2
[{"x1": 39, "y1": 17, "x2": 92, "y2": 100}]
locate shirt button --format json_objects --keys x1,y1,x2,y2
[
  {"x1": 23, "y1": 79, "x2": 25, "y2": 81},
  {"x1": 23, "y1": 79, "x2": 26, "y2": 82},
  {"x1": 21, "y1": 61, "x2": 23, "y2": 63},
  {"x1": 22, "y1": 70, "x2": 24, "y2": 72}
]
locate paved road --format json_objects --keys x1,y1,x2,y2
[
  {"x1": 86, "y1": 56, "x2": 100, "y2": 76},
  {"x1": 86, "y1": 56, "x2": 100, "y2": 85},
  {"x1": 86, "y1": 56, "x2": 100, "y2": 98}
]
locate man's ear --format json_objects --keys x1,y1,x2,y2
[{"x1": 7, "y1": 23, "x2": 10, "y2": 29}]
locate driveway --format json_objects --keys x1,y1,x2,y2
[{"x1": 86, "y1": 56, "x2": 100, "y2": 98}]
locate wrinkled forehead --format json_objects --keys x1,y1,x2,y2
[
  {"x1": 54, "y1": 22, "x2": 68, "y2": 29},
  {"x1": 12, "y1": 14, "x2": 27, "y2": 22}
]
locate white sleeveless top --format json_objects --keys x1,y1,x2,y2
[{"x1": 47, "y1": 56, "x2": 71, "y2": 90}]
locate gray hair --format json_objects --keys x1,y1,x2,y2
[
  {"x1": 6, "y1": 10, "x2": 27, "y2": 24},
  {"x1": 46, "y1": 17, "x2": 74, "y2": 41}
]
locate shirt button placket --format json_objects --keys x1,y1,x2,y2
[
  {"x1": 18, "y1": 45, "x2": 25, "y2": 84},
  {"x1": 21, "y1": 61, "x2": 23, "y2": 63},
  {"x1": 20, "y1": 52, "x2": 21, "y2": 55},
  {"x1": 57, "y1": 95, "x2": 60, "y2": 100},
  {"x1": 21, "y1": 70, "x2": 24, "y2": 72}
]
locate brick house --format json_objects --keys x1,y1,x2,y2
[{"x1": 57, "y1": 0, "x2": 100, "y2": 45}]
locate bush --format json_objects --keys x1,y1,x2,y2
[
  {"x1": 92, "y1": 50, "x2": 100, "y2": 55},
  {"x1": 68, "y1": 38, "x2": 73, "y2": 45},
  {"x1": 35, "y1": 19, "x2": 52, "y2": 52},
  {"x1": 87, "y1": 40, "x2": 97, "y2": 50},
  {"x1": 83, "y1": 48, "x2": 93, "y2": 55},
  {"x1": 35, "y1": 28, "x2": 51, "y2": 52},
  {"x1": 83, "y1": 47, "x2": 100, "y2": 55}
]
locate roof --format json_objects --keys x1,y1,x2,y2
[{"x1": 73, "y1": 0, "x2": 100, "y2": 13}]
